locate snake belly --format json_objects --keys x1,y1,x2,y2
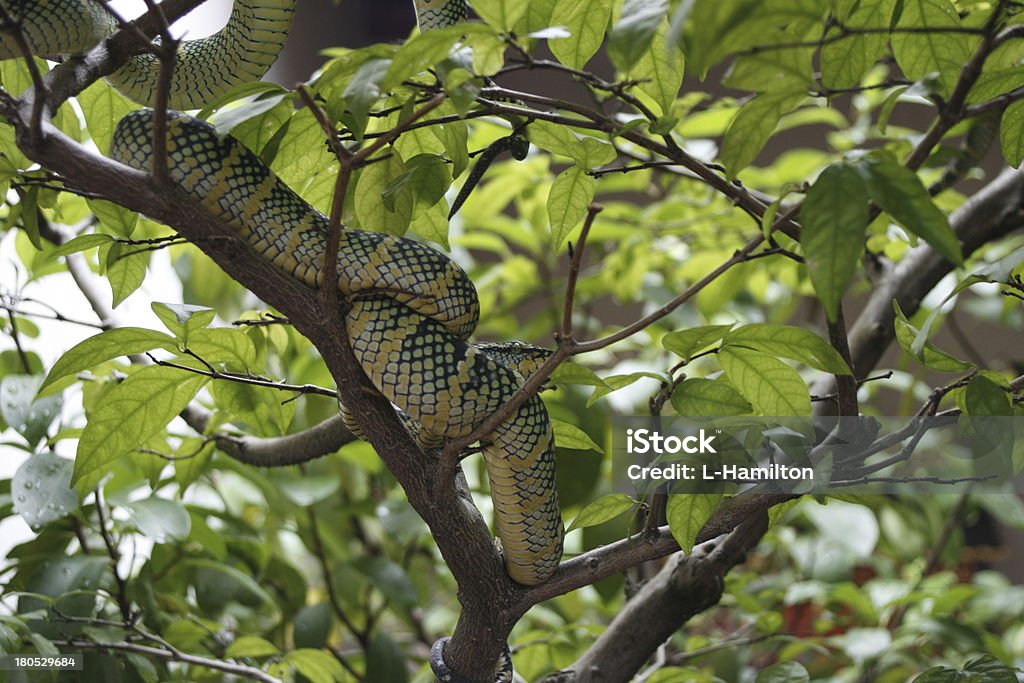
[
  {"x1": 110, "y1": 110, "x2": 564, "y2": 585},
  {"x1": 0, "y1": 0, "x2": 295, "y2": 110}
]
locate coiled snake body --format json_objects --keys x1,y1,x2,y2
[{"x1": 2, "y1": 1, "x2": 563, "y2": 677}]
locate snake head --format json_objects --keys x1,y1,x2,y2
[{"x1": 475, "y1": 340, "x2": 553, "y2": 380}]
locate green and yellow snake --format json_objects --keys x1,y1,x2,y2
[{"x1": 2, "y1": 1, "x2": 562, "y2": 678}]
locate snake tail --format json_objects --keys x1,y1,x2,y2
[
  {"x1": 111, "y1": 110, "x2": 564, "y2": 586},
  {"x1": 0, "y1": 0, "x2": 295, "y2": 110}
]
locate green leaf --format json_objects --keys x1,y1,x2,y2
[
  {"x1": 588, "y1": 371, "x2": 664, "y2": 406},
  {"x1": 965, "y1": 375, "x2": 1012, "y2": 416},
  {"x1": 891, "y1": 0, "x2": 973, "y2": 98},
  {"x1": 662, "y1": 324, "x2": 733, "y2": 361},
  {"x1": 294, "y1": 603, "x2": 333, "y2": 649},
  {"x1": 124, "y1": 498, "x2": 192, "y2": 542},
  {"x1": 718, "y1": 346, "x2": 812, "y2": 416},
  {"x1": 355, "y1": 556, "x2": 418, "y2": 606},
  {"x1": 671, "y1": 378, "x2": 753, "y2": 416},
  {"x1": 1, "y1": 375, "x2": 61, "y2": 446},
  {"x1": 893, "y1": 301, "x2": 972, "y2": 372},
  {"x1": 19, "y1": 185, "x2": 41, "y2": 249},
  {"x1": 43, "y1": 233, "x2": 114, "y2": 263},
  {"x1": 667, "y1": 493, "x2": 721, "y2": 553},
  {"x1": 383, "y1": 153, "x2": 451, "y2": 210},
  {"x1": 724, "y1": 324, "x2": 852, "y2": 374},
  {"x1": 355, "y1": 152, "x2": 412, "y2": 235},
  {"x1": 549, "y1": 0, "x2": 615, "y2": 69},
  {"x1": 547, "y1": 166, "x2": 595, "y2": 248},
  {"x1": 552, "y1": 418, "x2": 603, "y2": 452},
  {"x1": 40, "y1": 327, "x2": 177, "y2": 395},
  {"x1": 567, "y1": 493, "x2": 635, "y2": 532},
  {"x1": 12, "y1": 453, "x2": 77, "y2": 529},
  {"x1": 473, "y1": 0, "x2": 529, "y2": 31},
  {"x1": 527, "y1": 119, "x2": 580, "y2": 158},
  {"x1": 106, "y1": 247, "x2": 148, "y2": 308},
  {"x1": 226, "y1": 636, "x2": 280, "y2": 659},
  {"x1": 73, "y1": 365, "x2": 208, "y2": 484},
  {"x1": 628, "y1": 21, "x2": 685, "y2": 115},
  {"x1": 151, "y1": 302, "x2": 216, "y2": 342},
  {"x1": 384, "y1": 25, "x2": 466, "y2": 89},
  {"x1": 1000, "y1": 99, "x2": 1024, "y2": 168},
  {"x1": 854, "y1": 152, "x2": 963, "y2": 265},
  {"x1": 366, "y1": 635, "x2": 408, "y2": 683},
  {"x1": 286, "y1": 647, "x2": 348, "y2": 683},
  {"x1": 756, "y1": 661, "x2": 810, "y2": 683},
  {"x1": 78, "y1": 80, "x2": 138, "y2": 153},
  {"x1": 185, "y1": 328, "x2": 257, "y2": 370},
  {"x1": 820, "y1": 0, "x2": 895, "y2": 89},
  {"x1": 802, "y1": 164, "x2": 868, "y2": 320},
  {"x1": 550, "y1": 362, "x2": 607, "y2": 389},
  {"x1": 410, "y1": 197, "x2": 451, "y2": 249},
  {"x1": 721, "y1": 91, "x2": 804, "y2": 176},
  {"x1": 86, "y1": 198, "x2": 138, "y2": 238},
  {"x1": 609, "y1": 0, "x2": 667, "y2": 71}
]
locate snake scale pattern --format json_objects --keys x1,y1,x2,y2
[{"x1": 2, "y1": 0, "x2": 564, "y2": 677}]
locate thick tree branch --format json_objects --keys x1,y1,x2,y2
[{"x1": 546, "y1": 513, "x2": 770, "y2": 682}]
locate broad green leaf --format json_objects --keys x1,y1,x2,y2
[
  {"x1": 672, "y1": 0, "x2": 761, "y2": 78},
  {"x1": 73, "y1": 365, "x2": 208, "y2": 484},
  {"x1": 226, "y1": 636, "x2": 280, "y2": 658},
  {"x1": 671, "y1": 378, "x2": 753, "y2": 416},
  {"x1": 965, "y1": 375, "x2": 1012, "y2": 417},
  {"x1": 366, "y1": 635, "x2": 408, "y2": 683},
  {"x1": 609, "y1": 0, "x2": 667, "y2": 71},
  {"x1": 383, "y1": 153, "x2": 451, "y2": 210},
  {"x1": 12, "y1": 452, "x2": 77, "y2": 530},
  {"x1": 893, "y1": 301, "x2": 972, "y2": 372},
  {"x1": 547, "y1": 166, "x2": 595, "y2": 248},
  {"x1": 724, "y1": 324, "x2": 851, "y2": 374},
  {"x1": 185, "y1": 328, "x2": 257, "y2": 370},
  {"x1": 124, "y1": 498, "x2": 191, "y2": 542},
  {"x1": 355, "y1": 152, "x2": 413, "y2": 235},
  {"x1": 891, "y1": 0, "x2": 973, "y2": 98},
  {"x1": 662, "y1": 324, "x2": 733, "y2": 361},
  {"x1": 1001, "y1": 99, "x2": 1024, "y2": 168},
  {"x1": 549, "y1": 0, "x2": 615, "y2": 69},
  {"x1": 821, "y1": 0, "x2": 895, "y2": 89},
  {"x1": 473, "y1": 0, "x2": 529, "y2": 31},
  {"x1": 567, "y1": 493, "x2": 635, "y2": 532},
  {"x1": 106, "y1": 248, "x2": 148, "y2": 308},
  {"x1": 355, "y1": 556, "x2": 418, "y2": 606},
  {"x1": 965, "y1": 68, "x2": 1024, "y2": 105},
  {"x1": 718, "y1": 346, "x2": 812, "y2": 415},
  {"x1": 628, "y1": 20, "x2": 685, "y2": 115},
  {"x1": 756, "y1": 661, "x2": 810, "y2": 683},
  {"x1": 43, "y1": 233, "x2": 114, "y2": 263},
  {"x1": 552, "y1": 418, "x2": 603, "y2": 452},
  {"x1": 527, "y1": 119, "x2": 579, "y2": 158},
  {"x1": 384, "y1": 25, "x2": 466, "y2": 89},
  {"x1": 152, "y1": 302, "x2": 216, "y2": 342},
  {"x1": 78, "y1": 80, "x2": 138, "y2": 153},
  {"x1": 721, "y1": 91, "x2": 804, "y2": 176},
  {"x1": 551, "y1": 361, "x2": 611, "y2": 388},
  {"x1": 410, "y1": 196, "x2": 451, "y2": 249},
  {"x1": 854, "y1": 152, "x2": 963, "y2": 265},
  {"x1": 86, "y1": 198, "x2": 138, "y2": 238},
  {"x1": 802, "y1": 164, "x2": 868, "y2": 320},
  {"x1": 1, "y1": 375, "x2": 61, "y2": 446},
  {"x1": 341, "y1": 58, "x2": 391, "y2": 139},
  {"x1": 667, "y1": 493, "x2": 721, "y2": 553},
  {"x1": 588, "y1": 371, "x2": 664, "y2": 406},
  {"x1": 40, "y1": 328, "x2": 176, "y2": 394},
  {"x1": 294, "y1": 603, "x2": 333, "y2": 649}
]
